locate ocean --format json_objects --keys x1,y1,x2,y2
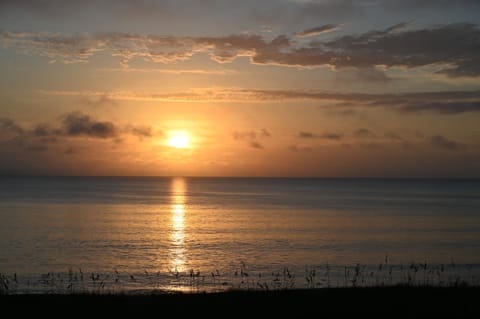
[{"x1": 0, "y1": 177, "x2": 479, "y2": 292}]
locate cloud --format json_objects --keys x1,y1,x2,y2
[
  {"x1": 250, "y1": 141, "x2": 263, "y2": 149},
  {"x1": 100, "y1": 67, "x2": 235, "y2": 75},
  {"x1": 0, "y1": 118, "x2": 24, "y2": 135},
  {"x1": 398, "y1": 101, "x2": 480, "y2": 114},
  {"x1": 298, "y1": 131, "x2": 316, "y2": 138},
  {"x1": 254, "y1": 23, "x2": 480, "y2": 77},
  {"x1": 42, "y1": 88, "x2": 480, "y2": 115},
  {"x1": 62, "y1": 112, "x2": 117, "y2": 138},
  {"x1": 81, "y1": 95, "x2": 118, "y2": 109},
  {"x1": 233, "y1": 129, "x2": 269, "y2": 149},
  {"x1": 355, "y1": 68, "x2": 391, "y2": 83},
  {"x1": 355, "y1": 128, "x2": 375, "y2": 138},
  {"x1": 297, "y1": 131, "x2": 343, "y2": 140},
  {"x1": 430, "y1": 135, "x2": 462, "y2": 151},
  {"x1": 321, "y1": 132, "x2": 343, "y2": 140},
  {"x1": 295, "y1": 24, "x2": 340, "y2": 38},
  {"x1": 0, "y1": 112, "x2": 155, "y2": 152},
  {"x1": 31, "y1": 124, "x2": 53, "y2": 137},
  {"x1": 2, "y1": 23, "x2": 480, "y2": 77},
  {"x1": 383, "y1": 0, "x2": 480, "y2": 11},
  {"x1": 128, "y1": 125, "x2": 153, "y2": 138},
  {"x1": 260, "y1": 129, "x2": 271, "y2": 137}
]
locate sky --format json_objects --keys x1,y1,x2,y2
[{"x1": 1, "y1": 0, "x2": 480, "y2": 177}]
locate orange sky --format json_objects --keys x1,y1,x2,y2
[{"x1": 1, "y1": 1, "x2": 480, "y2": 177}]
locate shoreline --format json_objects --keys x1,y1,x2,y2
[{"x1": 2, "y1": 287, "x2": 479, "y2": 317}]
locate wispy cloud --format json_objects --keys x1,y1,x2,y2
[
  {"x1": 99, "y1": 67, "x2": 236, "y2": 75},
  {"x1": 81, "y1": 95, "x2": 117, "y2": 109},
  {"x1": 41, "y1": 88, "x2": 480, "y2": 114},
  {"x1": 295, "y1": 24, "x2": 340, "y2": 37}
]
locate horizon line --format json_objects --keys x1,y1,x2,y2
[{"x1": 1, "y1": 175, "x2": 479, "y2": 180}]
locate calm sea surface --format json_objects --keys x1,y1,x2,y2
[{"x1": 0, "y1": 177, "x2": 479, "y2": 292}]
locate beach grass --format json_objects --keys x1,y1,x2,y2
[{"x1": 1, "y1": 259, "x2": 479, "y2": 317}]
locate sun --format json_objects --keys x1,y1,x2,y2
[{"x1": 167, "y1": 131, "x2": 190, "y2": 149}]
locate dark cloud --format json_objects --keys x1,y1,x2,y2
[
  {"x1": 250, "y1": 141, "x2": 263, "y2": 149},
  {"x1": 398, "y1": 101, "x2": 480, "y2": 114},
  {"x1": 31, "y1": 124, "x2": 51, "y2": 137},
  {"x1": 298, "y1": 131, "x2": 316, "y2": 138},
  {"x1": 233, "y1": 129, "x2": 269, "y2": 149},
  {"x1": 31, "y1": 123, "x2": 62, "y2": 137},
  {"x1": 383, "y1": 0, "x2": 480, "y2": 11},
  {"x1": 0, "y1": 118, "x2": 24, "y2": 135},
  {"x1": 254, "y1": 23, "x2": 480, "y2": 77},
  {"x1": 62, "y1": 112, "x2": 117, "y2": 138},
  {"x1": 3, "y1": 23, "x2": 480, "y2": 77},
  {"x1": 430, "y1": 135, "x2": 462, "y2": 151},
  {"x1": 321, "y1": 132, "x2": 343, "y2": 140},
  {"x1": 128, "y1": 125, "x2": 153, "y2": 138},
  {"x1": 355, "y1": 128, "x2": 375, "y2": 138},
  {"x1": 295, "y1": 24, "x2": 340, "y2": 37},
  {"x1": 0, "y1": 112, "x2": 154, "y2": 155},
  {"x1": 260, "y1": 129, "x2": 271, "y2": 137},
  {"x1": 297, "y1": 131, "x2": 343, "y2": 140}
]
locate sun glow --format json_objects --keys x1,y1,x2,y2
[
  {"x1": 170, "y1": 177, "x2": 186, "y2": 272},
  {"x1": 167, "y1": 131, "x2": 190, "y2": 149}
]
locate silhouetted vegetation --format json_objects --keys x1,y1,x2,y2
[{"x1": 1, "y1": 257, "x2": 478, "y2": 294}]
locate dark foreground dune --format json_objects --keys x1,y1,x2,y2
[{"x1": 1, "y1": 287, "x2": 479, "y2": 318}]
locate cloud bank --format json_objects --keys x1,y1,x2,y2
[
  {"x1": 1, "y1": 23, "x2": 480, "y2": 77},
  {"x1": 0, "y1": 111, "x2": 154, "y2": 153},
  {"x1": 44, "y1": 88, "x2": 480, "y2": 115}
]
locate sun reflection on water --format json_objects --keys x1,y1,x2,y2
[{"x1": 169, "y1": 177, "x2": 186, "y2": 272}]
